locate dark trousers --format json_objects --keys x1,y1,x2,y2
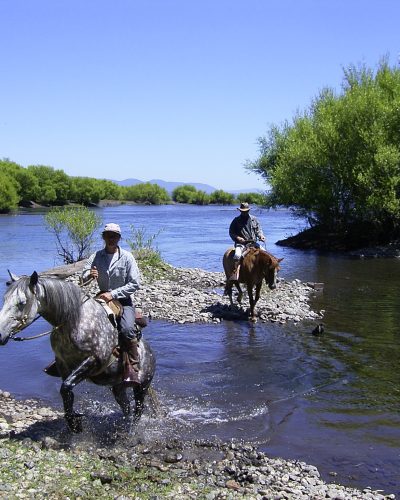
[{"x1": 117, "y1": 299, "x2": 137, "y2": 341}]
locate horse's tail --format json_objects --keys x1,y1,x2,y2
[{"x1": 222, "y1": 247, "x2": 235, "y2": 277}]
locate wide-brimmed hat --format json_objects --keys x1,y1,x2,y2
[
  {"x1": 237, "y1": 202, "x2": 251, "y2": 212},
  {"x1": 102, "y1": 223, "x2": 121, "y2": 235}
]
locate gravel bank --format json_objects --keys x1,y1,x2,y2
[
  {"x1": 0, "y1": 390, "x2": 395, "y2": 499},
  {"x1": 67, "y1": 263, "x2": 324, "y2": 325}
]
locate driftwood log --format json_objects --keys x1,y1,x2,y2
[{"x1": 40, "y1": 260, "x2": 87, "y2": 279}]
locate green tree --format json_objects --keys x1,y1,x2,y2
[
  {"x1": 27, "y1": 165, "x2": 71, "y2": 204},
  {"x1": 209, "y1": 189, "x2": 235, "y2": 205},
  {"x1": 0, "y1": 172, "x2": 19, "y2": 212},
  {"x1": 44, "y1": 206, "x2": 102, "y2": 263},
  {"x1": 70, "y1": 177, "x2": 104, "y2": 205},
  {"x1": 192, "y1": 190, "x2": 210, "y2": 205},
  {"x1": 236, "y1": 192, "x2": 267, "y2": 206},
  {"x1": 247, "y1": 59, "x2": 400, "y2": 244},
  {"x1": 171, "y1": 184, "x2": 198, "y2": 203},
  {"x1": 123, "y1": 183, "x2": 170, "y2": 204},
  {"x1": 98, "y1": 179, "x2": 123, "y2": 200}
]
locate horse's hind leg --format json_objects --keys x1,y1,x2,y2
[
  {"x1": 60, "y1": 356, "x2": 97, "y2": 433},
  {"x1": 224, "y1": 281, "x2": 234, "y2": 307},
  {"x1": 112, "y1": 383, "x2": 130, "y2": 416}
]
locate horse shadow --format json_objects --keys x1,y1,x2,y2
[{"x1": 201, "y1": 302, "x2": 251, "y2": 321}]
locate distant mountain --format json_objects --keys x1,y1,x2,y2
[
  {"x1": 228, "y1": 188, "x2": 265, "y2": 194},
  {"x1": 114, "y1": 178, "x2": 142, "y2": 187},
  {"x1": 113, "y1": 178, "x2": 217, "y2": 194},
  {"x1": 112, "y1": 178, "x2": 264, "y2": 195}
]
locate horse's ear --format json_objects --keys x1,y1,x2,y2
[
  {"x1": 29, "y1": 271, "x2": 39, "y2": 291},
  {"x1": 7, "y1": 270, "x2": 20, "y2": 284},
  {"x1": 278, "y1": 258, "x2": 284, "y2": 263}
]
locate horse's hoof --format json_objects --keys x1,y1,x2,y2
[
  {"x1": 66, "y1": 413, "x2": 83, "y2": 433},
  {"x1": 249, "y1": 316, "x2": 257, "y2": 323}
]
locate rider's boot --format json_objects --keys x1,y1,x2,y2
[
  {"x1": 43, "y1": 360, "x2": 61, "y2": 377},
  {"x1": 229, "y1": 261, "x2": 240, "y2": 281},
  {"x1": 122, "y1": 338, "x2": 140, "y2": 385}
]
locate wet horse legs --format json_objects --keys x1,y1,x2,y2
[
  {"x1": 60, "y1": 356, "x2": 97, "y2": 432},
  {"x1": 112, "y1": 383, "x2": 130, "y2": 416},
  {"x1": 247, "y1": 282, "x2": 262, "y2": 322}
]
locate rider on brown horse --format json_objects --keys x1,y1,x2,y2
[{"x1": 228, "y1": 202, "x2": 266, "y2": 280}]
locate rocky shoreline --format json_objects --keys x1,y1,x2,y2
[
  {"x1": 65, "y1": 262, "x2": 324, "y2": 326},
  {"x1": 0, "y1": 390, "x2": 395, "y2": 499}
]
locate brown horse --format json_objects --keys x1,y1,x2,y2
[{"x1": 223, "y1": 246, "x2": 283, "y2": 322}]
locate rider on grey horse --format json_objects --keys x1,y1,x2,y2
[
  {"x1": 44, "y1": 222, "x2": 145, "y2": 386},
  {"x1": 228, "y1": 202, "x2": 266, "y2": 281},
  {"x1": 82, "y1": 223, "x2": 142, "y2": 385}
]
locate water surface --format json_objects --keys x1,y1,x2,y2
[{"x1": 0, "y1": 205, "x2": 399, "y2": 494}]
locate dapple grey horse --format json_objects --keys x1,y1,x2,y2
[{"x1": 0, "y1": 271, "x2": 156, "y2": 432}]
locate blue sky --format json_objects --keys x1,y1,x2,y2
[{"x1": 1, "y1": 1, "x2": 399, "y2": 190}]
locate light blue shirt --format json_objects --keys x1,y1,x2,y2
[{"x1": 82, "y1": 247, "x2": 140, "y2": 300}]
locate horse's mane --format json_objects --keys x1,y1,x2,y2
[
  {"x1": 10, "y1": 276, "x2": 84, "y2": 328},
  {"x1": 243, "y1": 247, "x2": 280, "y2": 271},
  {"x1": 243, "y1": 247, "x2": 260, "y2": 268}
]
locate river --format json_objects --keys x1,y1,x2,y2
[{"x1": 0, "y1": 205, "x2": 399, "y2": 495}]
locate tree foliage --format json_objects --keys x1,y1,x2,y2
[
  {"x1": 236, "y1": 192, "x2": 267, "y2": 205},
  {"x1": 171, "y1": 184, "x2": 198, "y2": 203},
  {"x1": 0, "y1": 171, "x2": 19, "y2": 212},
  {"x1": 44, "y1": 206, "x2": 102, "y2": 264},
  {"x1": 123, "y1": 183, "x2": 170, "y2": 204},
  {"x1": 247, "y1": 59, "x2": 400, "y2": 243},
  {"x1": 209, "y1": 189, "x2": 235, "y2": 205}
]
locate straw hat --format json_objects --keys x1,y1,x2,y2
[{"x1": 237, "y1": 202, "x2": 251, "y2": 212}]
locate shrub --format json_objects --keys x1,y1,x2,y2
[
  {"x1": 126, "y1": 225, "x2": 164, "y2": 271},
  {"x1": 44, "y1": 206, "x2": 102, "y2": 263}
]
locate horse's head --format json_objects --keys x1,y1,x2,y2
[
  {"x1": 0, "y1": 271, "x2": 40, "y2": 345},
  {"x1": 264, "y1": 255, "x2": 283, "y2": 290}
]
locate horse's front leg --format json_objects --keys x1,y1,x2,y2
[
  {"x1": 112, "y1": 383, "x2": 130, "y2": 416},
  {"x1": 60, "y1": 356, "x2": 97, "y2": 432},
  {"x1": 132, "y1": 386, "x2": 147, "y2": 424},
  {"x1": 247, "y1": 284, "x2": 257, "y2": 322},
  {"x1": 254, "y1": 282, "x2": 262, "y2": 306}
]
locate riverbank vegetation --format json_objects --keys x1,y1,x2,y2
[
  {"x1": 0, "y1": 159, "x2": 265, "y2": 212},
  {"x1": 44, "y1": 206, "x2": 167, "y2": 266},
  {"x1": 44, "y1": 206, "x2": 102, "y2": 264},
  {"x1": 247, "y1": 59, "x2": 400, "y2": 250}
]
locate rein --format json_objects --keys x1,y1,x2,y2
[{"x1": 12, "y1": 326, "x2": 60, "y2": 341}]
